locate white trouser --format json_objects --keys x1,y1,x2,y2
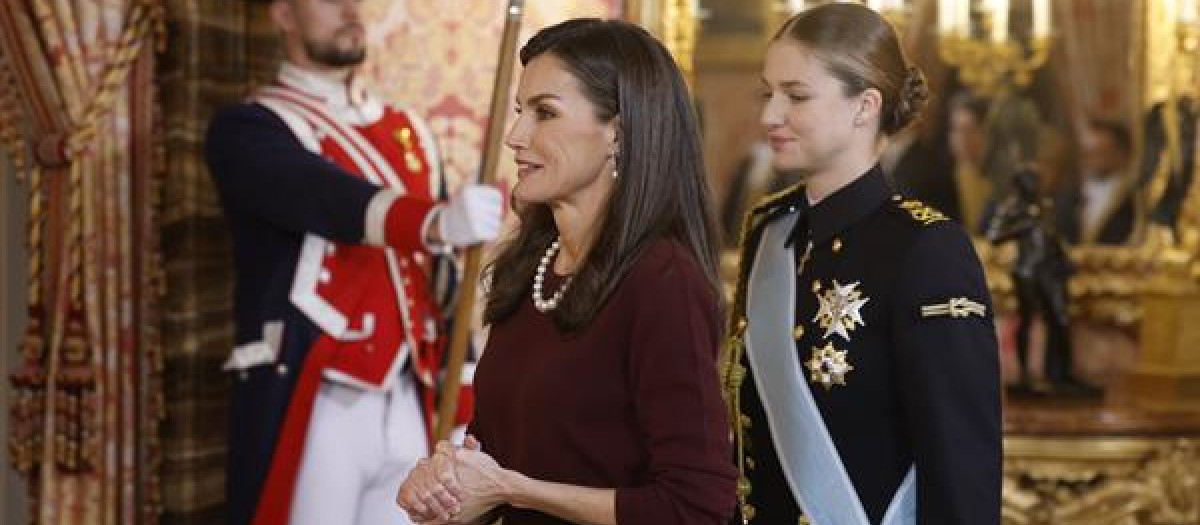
[{"x1": 289, "y1": 373, "x2": 428, "y2": 525}]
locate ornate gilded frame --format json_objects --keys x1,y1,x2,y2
[{"x1": 1002, "y1": 437, "x2": 1199, "y2": 524}]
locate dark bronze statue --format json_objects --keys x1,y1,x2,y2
[{"x1": 985, "y1": 168, "x2": 1098, "y2": 396}]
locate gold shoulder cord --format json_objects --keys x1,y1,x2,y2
[
  {"x1": 721, "y1": 208, "x2": 763, "y2": 524},
  {"x1": 722, "y1": 185, "x2": 803, "y2": 523}
]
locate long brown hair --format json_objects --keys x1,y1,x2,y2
[
  {"x1": 484, "y1": 18, "x2": 721, "y2": 332},
  {"x1": 775, "y1": 3, "x2": 929, "y2": 136}
]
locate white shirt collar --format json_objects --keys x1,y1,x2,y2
[
  {"x1": 1082, "y1": 172, "x2": 1120, "y2": 197},
  {"x1": 278, "y1": 62, "x2": 383, "y2": 125},
  {"x1": 1080, "y1": 172, "x2": 1122, "y2": 232}
]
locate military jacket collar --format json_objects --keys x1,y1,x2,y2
[
  {"x1": 277, "y1": 62, "x2": 383, "y2": 125},
  {"x1": 787, "y1": 164, "x2": 891, "y2": 247}
]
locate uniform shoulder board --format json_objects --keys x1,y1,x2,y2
[
  {"x1": 749, "y1": 183, "x2": 806, "y2": 219},
  {"x1": 890, "y1": 195, "x2": 949, "y2": 226}
]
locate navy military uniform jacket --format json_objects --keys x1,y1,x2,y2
[
  {"x1": 206, "y1": 101, "x2": 384, "y2": 525},
  {"x1": 724, "y1": 166, "x2": 1002, "y2": 525}
]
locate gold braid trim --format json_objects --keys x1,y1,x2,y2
[
  {"x1": 721, "y1": 215, "x2": 755, "y2": 524},
  {"x1": 897, "y1": 198, "x2": 949, "y2": 226},
  {"x1": 720, "y1": 184, "x2": 802, "y2": 523}
]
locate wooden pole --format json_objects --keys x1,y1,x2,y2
[{"x1": 434, "y1": 0, "x2": 525, "y2": 442}]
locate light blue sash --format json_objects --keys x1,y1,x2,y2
[{"x1": 744, "y1": 214, "x2": 916, "y2": 525}]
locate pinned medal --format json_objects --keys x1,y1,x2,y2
[
  {"x1": 813, "y1": 279, "x2": 869, "y2": 341},
  {"x1": 395, "y1": 127, "x2": 425, "y2": 172},
  {"x1": 806, "y1": 342, "x2": 853, "y2": 389}
]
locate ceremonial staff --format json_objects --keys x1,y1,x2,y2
[{"x1": 435, "y1": 0, "x2": 525, "y2": 442}]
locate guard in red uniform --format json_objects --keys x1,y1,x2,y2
[{"x1": 204, "y1": 1, "x2": 503, "y2": 524}]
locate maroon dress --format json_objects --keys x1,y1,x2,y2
[{"x1": 468, "y1": 239, "x2": 737, "y2": 525}]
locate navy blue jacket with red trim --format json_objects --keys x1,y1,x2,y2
[
  {"x1": 207, "y1": 102, "x2": 385, "y2": 525},
  {"x1": 208, "y1": 97, "x2": 476, "y2": 525}
]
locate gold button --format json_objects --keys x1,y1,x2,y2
[
  {"x1": 741, "y1": 504, "x2": 757, "y2": 521},
  {"x1": 799, "y1": 515, "x2": 811, "y2": 525},
  {"x1": 727, "y1": 364, "x2": 746, "y2": 389},
  {"x1": 736, "y1": 477, "x2": 753, "y2": 496},
  {"x1": 793, "y1": 325, "x2": 805, "y2": 339},
  {"x1": 832, "y1": 238, "x2": 842, "y2": 253},
  {"x1": 276, "y1": 364, "x2": 288, "y2": 376},
  {"x1": 812, "y1": 281, "x2": 821, "y2": 293},
  {"x1": 892, "y1": 194, "x2": 903, "y2": 201}
]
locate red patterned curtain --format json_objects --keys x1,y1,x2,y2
[{"x1": 0, "y1": 0, "x2": 165, "y2": 523}]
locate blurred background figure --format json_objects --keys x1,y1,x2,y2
[
  {"x1": 1055, "y1": 118, "x2": 1137, "y2": 245},
  {"x1": 891, "y1": 92, "x2": 991, "y2": 231}
]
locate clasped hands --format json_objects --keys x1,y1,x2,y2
[{"x1": 396, "y1": 435, "x2": 509, "y2": 525}]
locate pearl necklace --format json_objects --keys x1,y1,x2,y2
[{"x1": 532, "y1": 238, "x2": 574, "y2": 312}]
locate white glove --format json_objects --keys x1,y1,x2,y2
[{"x1": 438, "y1": 184, "x2": 503, "y2": 247}]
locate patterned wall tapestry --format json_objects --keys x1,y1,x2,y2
[{"x1": 361, "y1": 0, "x2": 620, "y2": 192}]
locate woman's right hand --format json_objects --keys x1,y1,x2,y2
[{"x1": 396, "y1": 447, "x2": 464, "y2": 524}]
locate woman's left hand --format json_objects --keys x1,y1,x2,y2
[{"x1": 440, "y1": 435, "x2": 514, "y2": 508}]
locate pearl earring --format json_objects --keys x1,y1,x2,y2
[{"x1": 611, "y1": 150, "x2": 619, "y2": 179}]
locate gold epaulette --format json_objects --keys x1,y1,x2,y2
[{"x1": 893, "y1": 195, "x2": 949, "y2": 226}]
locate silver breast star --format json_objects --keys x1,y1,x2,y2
[
  {"x1": 813, "y1": 280, "x2": 869, "y2": 341},
  {"x1": 806, "y1": 342, "x2": 853, "y2": 389}
]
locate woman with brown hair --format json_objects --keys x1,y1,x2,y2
[
  {"x1": 394, "y1": 18, "x2": 736, "y2": 525},
  {"x1": 726, "y1": 4, "x2": 1001, "y2": 525}
]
